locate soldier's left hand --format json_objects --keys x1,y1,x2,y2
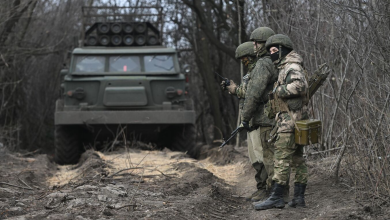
[{"x1": 226, "y1": 80, "x2": 237, "y2": 94}]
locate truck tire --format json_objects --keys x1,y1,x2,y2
[
  {"x1": 55, "y1": 125, "x2": 83, "y2": 165},
  {"x1": 171, "y1": 124, "x2": 197, "y2": 157}
]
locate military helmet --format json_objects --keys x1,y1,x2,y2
[
  {"x1": 235, "y1": 41, "x2": 256, "y2": 59},
  {"x1": 250, "y1": 27, "x2": 275, "y2": 42},
  {"x1": 265, "y1": 34, "x2": 294, "y2": 51}
]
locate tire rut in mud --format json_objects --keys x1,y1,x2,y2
[{"x1": 1, "y1": 149, "x2": 250, "y2": 219}]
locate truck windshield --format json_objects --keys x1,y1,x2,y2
[
  {"x1": 144, "y1": 55, "x2": 175, "y2": 72},
  {"x1": 73, "y1": 54, "x2": 176, "y2": 74},
  {"x1": 109, "y1": 56, "x2": 141, "y2": 72},
  {"x1": 74, "y1": 56, "x2": 105, "y2": 73}
]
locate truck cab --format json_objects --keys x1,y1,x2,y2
[{"x1": 54, "y1": 7, "x2": 195, "y2": 164}]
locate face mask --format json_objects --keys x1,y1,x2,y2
[
  {"x1": 270, "y1": 51, "x2": 280, "y2": 62},
  {"x1": 270, "y1": 46, "x2": 292, "y2": 63}
]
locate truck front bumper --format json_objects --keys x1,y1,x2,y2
[{"x1": 55, "y1": 110, "x2": 196, "y2": 125}]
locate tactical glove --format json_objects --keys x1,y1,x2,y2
[
  {"x1": 220, "y1": 80, "x2": 227, "y2": 90},
  {"x1": 239, "y1": 121, "x2": 251, "y2": 131},
  {"x1": 226, "y1": 80, "x2": 237, "y2": 94}
]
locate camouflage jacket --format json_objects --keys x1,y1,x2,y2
[
  {"x1": 241, "y1": 54, "x2": 278, "y2": 127},
  {"x1": 274, "y1": 51, "x2": 309, "y2": 133},
  {"x1": 236, "y1": 60, "x2": 257, "y2": 109}
]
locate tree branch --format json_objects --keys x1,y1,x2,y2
[
  {"x1": 0, "y1": 0, "x2": 34, "y2": 47},
  {"x1": 182, "y1": 0, "x2": 236, "y2": 59}
]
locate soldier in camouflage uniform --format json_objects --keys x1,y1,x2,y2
[
  {"x1": 241, "y1": 27, "x2": 280, "y2": 202},
  {"x1": 254, "y1": 34, "x2": 309, "y2": 210},
  {"x1": 237, "y1": 27, "x2": 280, "y2": 202},
  {"x1": 221, "y1": 41, "x2": 268, "y2": 201}
]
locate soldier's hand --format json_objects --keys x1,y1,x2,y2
[
  {"x1": 226, "y1": 80, "x2": 237, "y2": 94},
  {"x1": 239, "y1": 121, "x2": 251, "y2": 131},
  {"x1": 220, "y1": 80, "x2": 227, "y2": 90}
]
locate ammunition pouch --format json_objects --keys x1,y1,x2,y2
[
  {"x1": 294, "y1": 119, "x2": 321, "y2": 145},
  {"x1": 266, "y1": 90, "x2": 310, "y2": 118},
  {"x1": 267, "y1": 92, "x2": 289, "y2": 118}
]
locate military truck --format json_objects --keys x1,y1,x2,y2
[{"x1": 54, "y1": 6, "x2": 196, "y2": 164}]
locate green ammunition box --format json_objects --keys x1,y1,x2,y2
[{"x1": 295, "y1": 119, "x2": 321, "y2": 145}]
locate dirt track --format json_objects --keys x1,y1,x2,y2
[{"x1": 0, "y1": 145, "x2": 387, "y2": 220}]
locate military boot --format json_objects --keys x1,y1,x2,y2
[
  {"x1": 288, "y1": 183, "x2": 306, "y2": 207},
  {"x1": 251, "y1": 181, "x2": 274, "y2": 202},
  {"x1": 245, "y1": 189, "x2": 264, "y2": 201},
  {"x1": 253, "y1": 183, "x2": 285, "y2": 210},
  {"x1": 251, "y1": 189, "x2": 268, "y2": 202}
]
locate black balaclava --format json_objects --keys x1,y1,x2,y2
[{"x1": 270, "y1": 45, "x2": 292, "y2": 63}]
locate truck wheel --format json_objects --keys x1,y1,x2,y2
[
  {"x1": 55, "y1": 125, "x2": 83, "y2": 165},
  {"x1": 171, "y1": 124, "x2": 197, "y2": 157}
]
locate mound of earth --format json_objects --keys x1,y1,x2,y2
[
  {"x1": 0, "y1": 145, "x2": 388, "y2": 219},
  {"x1": 0, "y1": 147, "x2": 249, "y2": 219},
  {"x1": 197, "y1": 144, "x2": 247, "y2": 165}
]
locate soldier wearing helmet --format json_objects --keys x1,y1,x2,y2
[
  {"x1": 222, "y1": 41, "x2": 257, "y2": 101},
  {"x1": 221, "y1": 38, "x2": 273, "y2": 203},
  {"x1": 253, "y1": 34, "x2": 309, "y2": 210},
  {"x1": 239, "y1": 27, "x2": 281, "y2": 203}
]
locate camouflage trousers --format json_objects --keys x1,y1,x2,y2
[
  {"x1": 272, "y1": 132, "x2": 308, "y2": 185},
  {"x1": 247, "y1": 126, "x2": 274, "y2": 190}
]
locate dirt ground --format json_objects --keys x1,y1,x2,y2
[{"x1": 0, "y1": 144, "x2": 387, "y2": 220}]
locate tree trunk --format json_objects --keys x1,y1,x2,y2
[
  {"x1": 235, "y1": 0, "x2": 243, "y2": 147},
  {"x1": 196, "y1": 35, "x2": 223, "y2": 140}
]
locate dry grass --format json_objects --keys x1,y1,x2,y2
[{"x1": 47, "y1": 148, "x2": 247, "y2": 187}]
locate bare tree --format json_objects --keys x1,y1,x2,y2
[
  {"x1": 1, "y1": 0, "x2": 389, "y2": 206},
  {"x1": 0, "y1": 0, "x2": 89, "y2": 151}
]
